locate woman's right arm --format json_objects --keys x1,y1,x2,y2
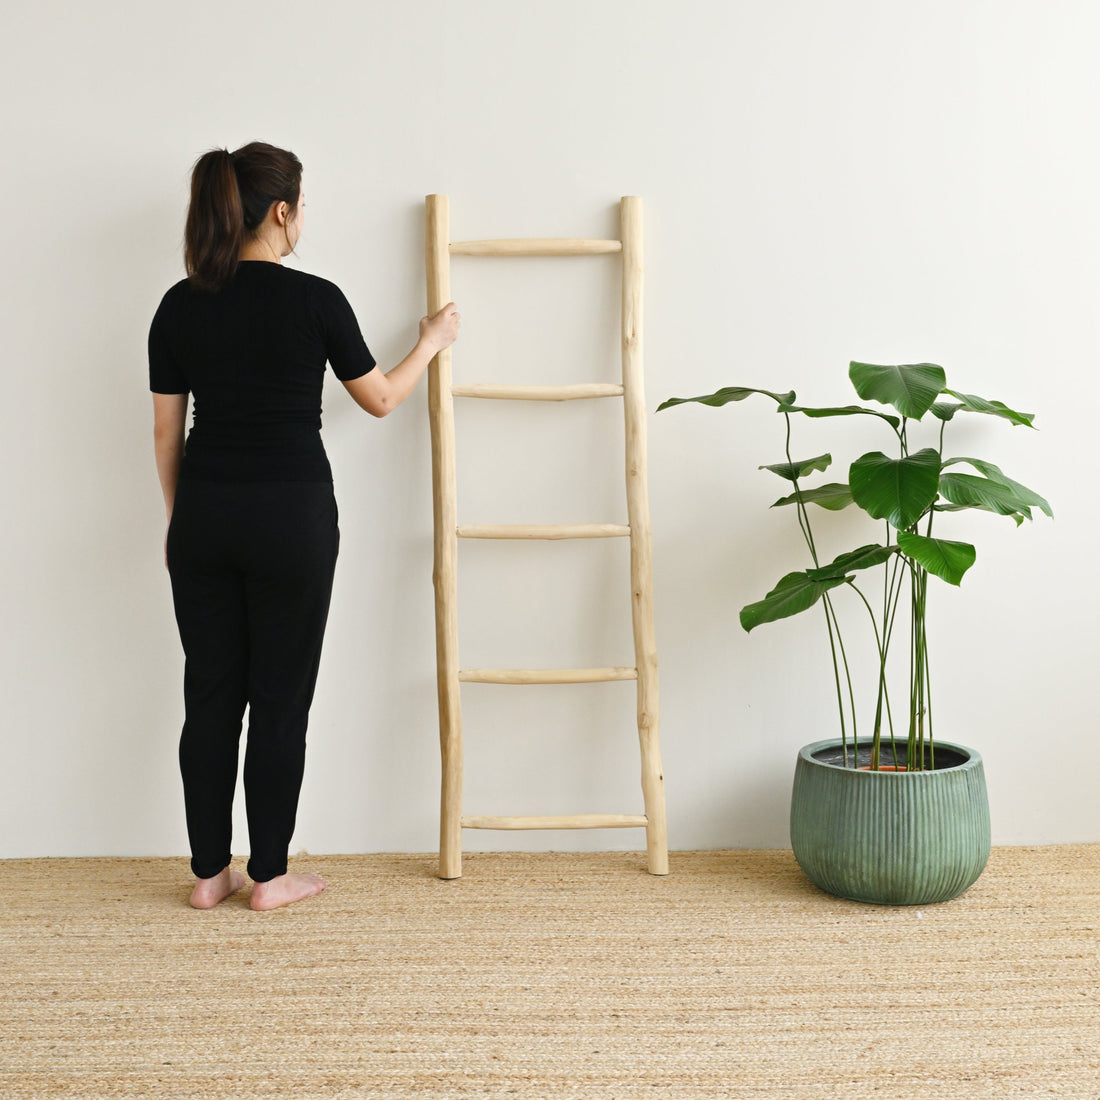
[
  {"x1": 342, "y1": 302, "x2": 460, "y2": 417},
  {"x1": 152, "y1": 391, "x2": 188, "y2": 569}
]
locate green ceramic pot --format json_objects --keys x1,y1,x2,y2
[{"x1": 789, "y1": 738, "x2": 991, "y2": 905}]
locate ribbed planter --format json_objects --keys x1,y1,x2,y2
[{"x1": 789, "y1": 738, "x2": 991, "y2": 905}]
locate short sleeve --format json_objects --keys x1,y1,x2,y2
[
  {"x1": 314, "y1": 278, "x2": 377, "y2": 382},
  {"x1": 148, "y1": 292, "x2": 189, "y2": 394}
]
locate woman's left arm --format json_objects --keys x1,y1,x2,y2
[{"x1": 153, "y1": 393, "x2": 188, "y2": 564}]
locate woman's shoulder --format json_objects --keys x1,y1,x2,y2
[
  {"x1": 154, "y1": 266, "x2": 353, "y2": 316},
  {"x1": 150, "y1": 276, "x2": 191, "y2": 323},
  {"x1": 287, "y1": 267, "x2": 347, "y2": 299},
  {"x1": 287, "y1": 269, "x2": 360, "y2": 321},
  {"x1": 161, "y1": 275, "x2": 193, "y2": 299}
]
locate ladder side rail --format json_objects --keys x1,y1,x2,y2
[
  {"x1": 620, "y1": 196, "x2": 669, "y2": 876},
  {"x1": 426, "y1": 194, "x2": 464, "y2": 880}
]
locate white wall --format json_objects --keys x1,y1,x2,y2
[{"x1": 2, "y1": 0, "x2": 1095, "y2": 860}]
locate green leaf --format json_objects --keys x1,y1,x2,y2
[
  {"x1": 849, "y1": 362, "x2": 947, "y2": 420},
  {"x1": 771, "y1": 483, "x2": 854, "y2": 511},
  {"x1": 943, "y1": 457, "x2": 1052, "y2": 517},
  {"x1": 939, "y1": 473, "x2": 1038, "y2": 523},
  {"x1": 849, "y1": 448, "x2": 942, "y2": 530},
  {"x1": 656, "y1": 386, "x2": 796, "y2": 412},
  {"x1": 760, "y1": 454, "x2": 831, "y2": 482},
  {"x1": 942, "y1": 389, "x2": 1035, "y2": 428},
  {"x1": 930, "y1": 402, "x2": 961, "y2": 421},
  {"x1": 932, "y1": 502, "x2": 1025, "y2": 526},
  {"x1": 777, "y1": 403, "x2": 901, "y2": 430},
  {"x1": 896, "y1": 531, "x2": 976, "y2": 586},
  {"x1": 806, "y1": 543, "x2": 898, "y2": 580},
  {"x1": 740, "y1": 570, "x2": 849, "y2": 632}
]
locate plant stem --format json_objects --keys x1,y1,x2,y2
[
  {"x1": 908, "y1": 558, "x2": 917, "y2": 768},
  {"x1": 780, "y1": 410, "x2": 856, "y2": 763},
  {"x1": 847, "y1": 579, "x2": 889, "y2": 770},
  {"x1": 884, "y1": 559, "x2": 906, "y2": 765},
  {"x1": 820, "y1": 593, "x2": 849, "y2": 766},
  {"x1": 879, "y1": 526, "x2": 906, "y2": 768},
  {"x1": 924, "y1": 598, "x2": 935, "y2": 770},
  {"x1": 824, "y1": 592, "x2": 858, "y2": 758},
  {"x1": 908, "y1": 562, "x2": 930, "y2": 770},
  {"x1": 783, "y1": 412, "x2": 820, "y2": 567}
]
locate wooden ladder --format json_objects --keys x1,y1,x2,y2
[{"x1": 425, "y1": 194, "x2": 668, "y2": 880}]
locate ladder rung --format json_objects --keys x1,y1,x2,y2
[
  {"x1": 461, "y1": 813, "x2": 648, "y2": 830},
  {"x1": 450, "y1": 238, "x2": 622, "y2": 256},
  {"x1": 458, "y1": 524, "x2": 630, "y2": 540},
  {"x1": 459, "y1": 667, "x2": 638, "y2": 685},
  {"x1": 451, "y1": 383, "x2": 624, "y2": 401}
]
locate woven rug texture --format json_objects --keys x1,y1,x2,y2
[{"x1": 2, "y1": 846, "x2": 1098, "y2": 1099}]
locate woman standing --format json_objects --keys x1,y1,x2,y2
[{"x1": 149, "y1": 141, "x2": 459, "y2": 911}]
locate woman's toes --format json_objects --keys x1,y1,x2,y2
[{"x1": 249, "y1": 871, "x2": 327, "y2": 911}]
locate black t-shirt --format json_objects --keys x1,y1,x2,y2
[{"x1": 148, "y1": 260, "x2": 376, "y2": 482}]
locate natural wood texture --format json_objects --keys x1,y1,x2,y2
[
  {"x1": 451, "y1": 383, "x2": 624, "y2": 401},
  {"x1": 426, "y1": 195, "x2": 667, "y2": 879},
  {"x1": 458, "y1": 667, "x2": 638, "y2": 685},
  {"x1": 450, "y1": 238, "x2": 622, "y2": 256},
  {"x1": 458, "y1": 524, "x2": 630, "y2": 540},
  {"x1": 461, "y1": 814, "x2": 649, "y2": 830},
  {"x1": 620, "y1": 196, "x2": 668, "y2": 877},
  {"x1": 425, "y1": 195, "x2": 464, "y2": 881}
]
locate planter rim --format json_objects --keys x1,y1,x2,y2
[{"x1": 798, "y1": 737, "x2": 983, "y2": 774}]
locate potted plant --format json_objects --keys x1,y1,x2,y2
[{"x1": 657, "y1": 362, "x2": 1051, "y2": 904}]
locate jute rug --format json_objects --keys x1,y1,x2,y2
[{"x1": 2, "y1": 846, "x2": 1097, "y2": 1099}]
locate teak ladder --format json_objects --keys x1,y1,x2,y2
[{"x1": 425, "y1": 194, "x2": 668, "y2": 880}]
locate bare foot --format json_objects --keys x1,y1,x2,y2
[
  {"x1": 249, "y1": 872, "x2": 326, "y2": 911},
  {"x1": 189, "y1": 868, "x2": 246, "y2": 909}
]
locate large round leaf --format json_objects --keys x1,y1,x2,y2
[
  {"x1": 939, "y1": 473, "x2": 1035, "y2": 521},
  {"x1": 760, "y1": 454, "x2": 831, "y2": 482},
  {"x1": 777, "y1": 402, "x2": 900, "y2": 430},
  {"x1": 942, "y1": 389, "x2": 1035, "y2": 428},
  {"x1": 849, "y1": 448, "x2": 941, "y2": 530},
  {"x1": 896, "y1": 531, "x2": 976, "y2": 586},
  {"x1": 805, "y1": 543, "x2": 898, "y2": 581},
  {"x1": 656, "y1": 386, "x2": 795, "y2": 412},
  {"x1": 771, "y1": 483, "x2": 854, "y2": 511},
  {"x1": 740, "y1": 571, "x2": 848, "y2": 632},
  {"x1": 942, "y1": 457, "x2": 1052, "y2": 517},
  {"x1": 849, "y1": 362, "x2": 947, "y2": 420}
]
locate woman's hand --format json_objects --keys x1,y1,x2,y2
[{"x1": 419, "y1": 301, "x2": 461, "y2": 354}]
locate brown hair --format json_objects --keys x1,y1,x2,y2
[{"x1": 183, "y1": 141, "x2": 303, "y2": 292}]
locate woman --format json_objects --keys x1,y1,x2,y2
[{"x1": 149, "y1": 141, "x2": 459, "y2": 911}]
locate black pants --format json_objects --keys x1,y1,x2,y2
[{"x1": 165, "y1": 479, "x2": 339, "y2": 882}]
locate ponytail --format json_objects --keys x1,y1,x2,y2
[{"x1": 183, "y1": 141, "x2": 302, "y2": 292}]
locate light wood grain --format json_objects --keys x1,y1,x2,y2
[
  {"x1": 426, "y1": 196, "x2": 667, "y2": 879},
  {"x1": 451, "y1": 383, "x2": 624, "y2": 401},
  {"x1": 620, "y1": 196, "x2": 668, "y2": 876},
  {"x1": 425, "y1": 194, "x2": 464, "y2": 881},
  {"x1": 451, "y1": 238, "x2": 622, "y2": 256},
  {"x1": 458, "y1": 524, "x2": 630, "y2": 540},
  {"x1": 461, "y1": 814, "x2": 649, "y2": 830},
  {"x1": 459, "y1": 668, "x2": 638, "y2": 685}
]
